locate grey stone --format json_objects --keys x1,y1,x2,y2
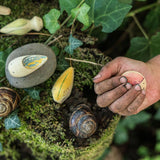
[{"x1": 5, "y1": 43, "x2": 56, "y2": 88}]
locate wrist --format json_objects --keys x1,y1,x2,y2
[{"x1": 146, "y1": 55, "x2": 160, "y2": 99}]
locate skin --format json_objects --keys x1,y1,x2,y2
[{"x1": 93, "y1": 55, "x2": 160, "y2": 116}]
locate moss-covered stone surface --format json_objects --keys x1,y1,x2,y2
[{"x1": 0, "y1": 0, "x2": 120, "y2": 159}]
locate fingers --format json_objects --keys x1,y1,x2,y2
[
  {"x1": 96, "y1": 83, "x2": 131, "y2": 107},
  {"x1": 94, "y1": 76, "x2": 127, "y2": 95},
  {"x1": 108, "y1": 85, "x2": 145, "y2": 116},
  {"x1": 93, "y1": 57, "x2": 122, "y2": 83}
]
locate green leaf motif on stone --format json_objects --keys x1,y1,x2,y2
[
  {"x1": 0, "y1": 47, "x2": 12, "y2": 77},
  {"x1": 24, "y1": 87, "x2": 41, "y2": 100},
  {"x1": 71, "y1": 3, "x2": 91, "y2": 31},
  {"x1": 4, "y1": 110, "x2": 21, "y2": 130},
  {"x1": 126, "y1": 32, "x2": 160, "y2": 62},
  {"x1": 65, "y1": 34, "x2": 83, "y2": 55},
  {"x1": 43, "y1": 9, "x2": 61, "y2": 34},
  {"x1": 0, "y1": 143, "x2": 2, "y2": 152}
]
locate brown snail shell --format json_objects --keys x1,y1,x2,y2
[
  {"x1": 69, "y1": 104, "x2": 97, "y2": 138},
  {"x1": 0, "y1": 87, "x2": 20, "y2": 117}
]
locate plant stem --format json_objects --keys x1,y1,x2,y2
[
  {"x1": 127, "y1": 2, "x2": 159, "y2": 17},
  {"x1": 65, "y1": 57, "x2": 103, "y2": 66},
  {"x1": 89, "y1": 24, "x2": 95, "y2": 35},
  {"x1": 0, "y1": 77, "x2": 6, "y2": 83},
  {"x1": 132, "y1": 15, "x2": 149, "y2": 40},
  {"x1": 47, "y1": 35, "x2": 63, "y2": 46}
]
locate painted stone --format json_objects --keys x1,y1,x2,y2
[{"x1": 5, "y1": 43, "x2": 56, "y2": 88}]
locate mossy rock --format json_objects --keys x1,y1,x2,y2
[{"x1": 0, "y1": 1, "x2": 120, "y2": 160}]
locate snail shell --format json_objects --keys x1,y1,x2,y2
[
  {"x1": 8, "y1": 55, "x2": 48, "y2": 78},
  {"x1": 69, "y1": 104, "x2": 97, "y2": 138},
  {"x1": 0, "y1": 87, "x2": 20, "y2": 117}
]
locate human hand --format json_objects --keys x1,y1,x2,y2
[{"x1": 93, "y1": 57, "x2": 160, "y2": 116}]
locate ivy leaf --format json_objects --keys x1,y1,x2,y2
[
  {"x1": 59, "y1": 0, "x2": 81, "y2": 14},
  {"x1": 71, "y1": 3, "x2": 90, "y2": 31},
  {"x1": 43, "y1": 9, "x2": 61, "y2": 34},
  {"x1": 57, "y1": 52, "x2": 69, "y2": 71},
  {"x1": 86, "y1": 0, "x2": 132, "y2": 33},
  {"x1": 0, "y1": 47, "x2": 12, "y2": 77},
  {"x1": 4, "y1": 110, "x2": 21, "y2": 130},
  {"x1": 65, "y1": 34, "x2": 83, "y2": 55},
  {"x1": 118, "y1": 0, "x2": 132, "y2": 4},
  {"x1": 144, "y1": 6, "x2": 160, "y2": 34},
  {"x1": 24, "y1": 87, "x2": 41, "y2": 100},
  {"x1": 0, "y1": 143, "x2": 2, "y2": 152},
  {"x1": 126, "y1": 32, "x2": 160, "y2": 62},
  {"x1": 51, "y1": 46, "x2": 60, "y2": 56}
]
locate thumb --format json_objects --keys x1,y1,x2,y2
[{"x1": 93, "y1": 58, "x2": 120, "y2": 83}]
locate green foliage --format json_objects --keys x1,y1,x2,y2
[
  {"x1": 24, "y1": 87, "x2": 42, "y2": 100},
  {"x1": 71, "y1": 3, "x2": 90, "y2": 30},
  {"x1": 126, "y1": 32, "x2": 160, "y2": 62},
  {"x1": 43, "y1": 9, "x2": 61, "y2": 34},
  {"x1": 59, "y1": 0, "x2": 131, "y2": 33},
  {"x1": 114, "y1": 111, "x2": 151, "y2": 144},
  {"x1": 56, "y1": 52, "x2": 69, "y2": 71},
  {"x1": 51, "y1": 46, "x2": 60, "y2": 56},
  {"x1": 90, "y1": 0, "x2": 132, "y2": 33},
  {"x1": 114, "y1": 122, "x2": 128, "y2": 144},
  {"x1": 65, "y1": 34, "x2": 83, "y2": 54},
  {"x1": 138, "y1": 146, "x2": 150, "y2": 157},
  {"x1": 144, "y1": 6, "x2": 160, "y2": 34},
  {"x1": 0, "y1": 143, "x2": 2, "y2": 152},
  {"x1": 0, "y1": 47, "x2": 12, "y2": 77},
  {"x1": 4, "y1": 110, "x2": 21, "y2": 130},
  {"x1": 121, "y1": 111, "x2": 151, "y2": 130},
  {"x1": 118, "y1": 0, "x2": 132, "y2": 4},
  {"x1": 154, "y1": 108, "x2": 160, "y2": 120},
  {"x1": 59, "y1": 0, "x2": 81, "y2": 14}
]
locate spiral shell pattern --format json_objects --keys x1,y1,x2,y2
[
  {"x1": 0, "y1": 87, "x2": 20, "y2": 117},
  {"x1": 69, "y1": 104, "x2": 97, "y2": 138}
]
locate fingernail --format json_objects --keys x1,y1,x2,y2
[
  {"x1": 125, "y1": 83, "x2": 132, "y2": 90},
  {"x1": 120, "y1": 76, "x2": 127, "y2": 83},
  {"x1": 93, "y1": 74, "x2": 101, "y2": 80},
  {"x1": 142, "y1": 89, "x2": 146, "y2": 95},
  {"x1": 135, "y1": 84, "x2": 141, "y2": 91}
]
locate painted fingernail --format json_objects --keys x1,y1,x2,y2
[
  {"x1": 125, "y1": 83, "x2": 132, "y2": 90},
  {"x1": 93, "y1": 74, "x2": 101, "y2": 80},
  {"x1": 142, "y1": 89, "x2": 146, "y2": 95},
  {"x1": 120, "y1": 76, "x2": 127, "y2": 83},
  {"x1": 135, "y1": 84, "x2": 141, "y2": 91}
]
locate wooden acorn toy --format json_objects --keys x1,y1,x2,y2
[
  {"x1": 0, "y1": 5, "x2": 11, "y2": 15},
  {"x1": 69, "y1": 104, "x2": 97, "y2": 138},
  {"x1": 8, "y1": 55, "x2": 48, "y2": 78},
  {"x1": 0, "y1": 16, "x2": 43, "y2": 35},
  {"x1": 0, "y1": 87, "x2": 20, "y2": 117}
]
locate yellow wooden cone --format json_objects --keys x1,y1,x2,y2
[{"x1": 52, "y1": 67, "x2": 74, "y2": 104}]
